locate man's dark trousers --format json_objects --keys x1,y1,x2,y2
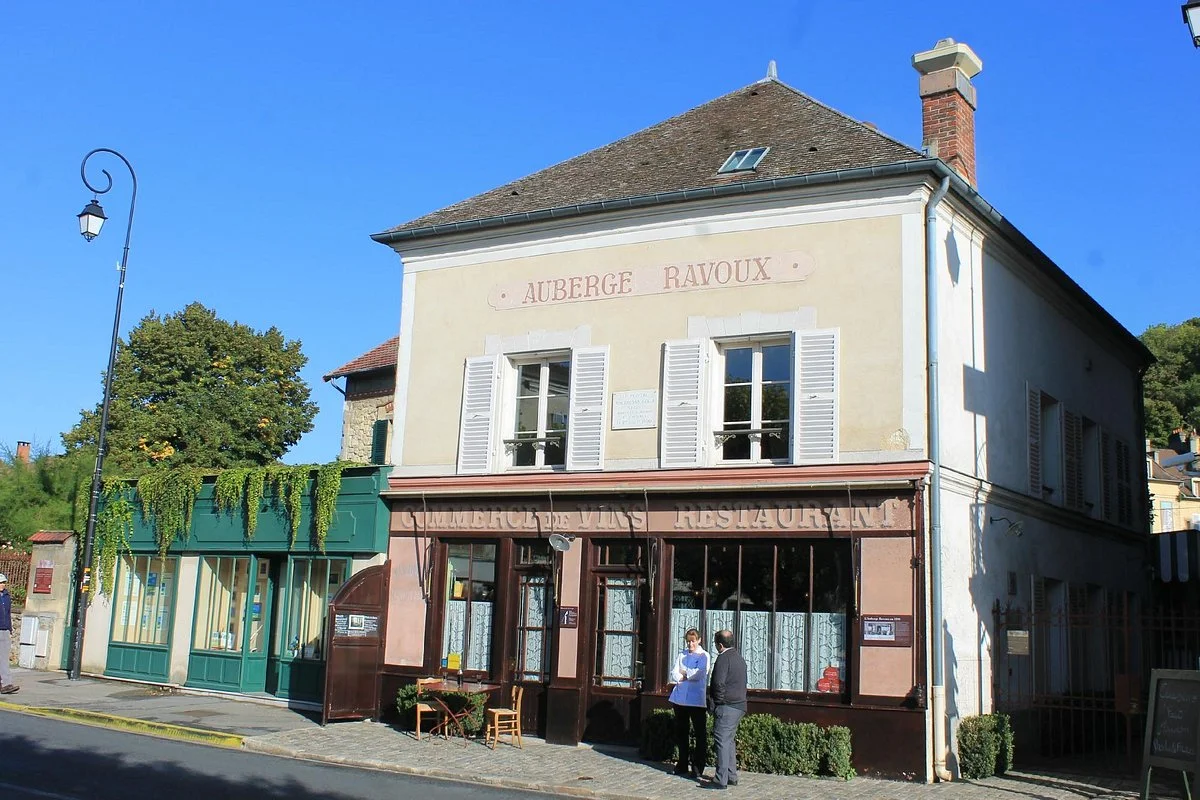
[
  {"x1": 673, "y1": 703, "x2": 707, "y2": 774},
  {"x1": 712, "y1": 705, "x2": 744, "y2": 787}
]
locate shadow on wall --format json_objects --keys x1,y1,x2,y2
[{"x1": 944, "y1": 622, "x2": 961, "y2": 778}]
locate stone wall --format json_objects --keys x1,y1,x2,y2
[{"x1": 340, "y1": 394, "x2": 393, "y2": 463}]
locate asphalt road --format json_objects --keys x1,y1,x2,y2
[{"x1": 0, "y1": 710, "x2": 548, "y2": 800}]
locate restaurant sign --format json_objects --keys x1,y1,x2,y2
[{"x1": 488, "y1": 250, "x2": 816, "y2": 310}]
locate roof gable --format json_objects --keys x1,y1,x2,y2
[
  {"x1": 379, "y1": 78, "x2": 920, "y2": 237},
  {"x1": 324, "y1": 336, "x2": 399, "y2": 381}
]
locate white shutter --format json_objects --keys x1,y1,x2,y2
[
  {"x1": 456, "y1": 355, "x2": 501, "y2": 475},
  {"x1": 793, "y1": 329, "x2": 838, "y2": 463},
  {"x1": 1063, "y1": 409, "x2": 1083, "y2": 510},
  {"x1": 1027, "y1": 385, "x2": 1042, "y2": 497},
  {"x1": 1100, "y1": 428, "x2": 1113, "y2": 521},
  {"x1": 660, "y1": 339, "x2": 706, "y2": 468},
  {"x1": 566, "y1": 346, "x2": 609, "y2": 471}
]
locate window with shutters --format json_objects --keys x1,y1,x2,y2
[
  {"x1": 370, "y1": 418, "x2": 390, "y2": 465},
  {"x1": 1081, "y1": 418, "x2": 1102, "y2": 517},
  {"x1": 1026, "y1": 386, "x2": 1061, "y2": 501},
  {"x1": 661, "y1": 329, "x2": 837, "y2": 469},
  {"x1": 1115, "y1": 438, "x2": 1133, "y2": 526},
  {"x1": 1062, "y1": 409, "x2": 1083, "y2": 511}
]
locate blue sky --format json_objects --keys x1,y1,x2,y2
[{"x1": 2, "y1": 2, "x2": 1197, "y2": 465}]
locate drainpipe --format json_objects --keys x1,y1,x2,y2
[{"x1": 926, "y1": 175, "x2": 952, "y2": 782}]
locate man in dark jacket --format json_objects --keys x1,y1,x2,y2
[
  {"x1": 0, "y1": 574, "x2": 17, "y2": 694},
  {"x1": 706, "y1": 629, "x2": 746, "y2": 789}
]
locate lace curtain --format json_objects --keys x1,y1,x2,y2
[
  {"x1": 443, "y1": 599, "x2": 493, "y2": 671},
  {"x1": 666, "y1": 607, "x2": 841, "y2": 692},
  {"x1": 601, "y1": 578, "x2": 637, "y2": 686},
  {"x1": 519, "y1": 576, "x2": 547, "y2": 681}
]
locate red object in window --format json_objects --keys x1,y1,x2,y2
[{"x1": 32, "y1": 567, "x2": 53, "y2": 594}]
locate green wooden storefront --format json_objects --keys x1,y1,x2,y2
[{"x1": 104, "y1": 466, "x2": 389, "y2": 702}]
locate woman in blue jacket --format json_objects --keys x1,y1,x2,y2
[{"x1": 668, "y1": 628, "x2": 709, "y2": 779}]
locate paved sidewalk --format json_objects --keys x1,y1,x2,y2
[{"x1": 0, "y1": 668, "x2": 1187, "y2": 799}]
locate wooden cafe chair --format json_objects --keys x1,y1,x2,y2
[
  {"x1": 414, "y1": 677, "x2": 442, "y2": 741},
  {"x1": 485, "y1": 684, "x2": 524, "y2": 749}
]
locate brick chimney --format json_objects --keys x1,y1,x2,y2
[
  {"x1": 15, "y1": 441, "x2": 30, "y2": 463},
  {"x1": 913, "y1": 38, "x2": 983, "y2": 185}
]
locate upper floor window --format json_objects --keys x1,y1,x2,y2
[
  {"x1": 510, "y1": 357, "x2": 570, "y2": 468},
  {"x1": 660, "y1": 329, "x2": 838, "y2": 469},
  {"x1": 455, "y1": 347, "x2": 609, "y2": 475},
  {"x1": 716, "y1": 340, "x2": 791, "y2": 463}
]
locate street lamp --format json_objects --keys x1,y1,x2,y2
[
  {"x1": 1185, "y1": 1, "x2": 1200, "y2": 48},
  {"x1": 67, "y1": 148, "x2": 137, "y2": 681}
]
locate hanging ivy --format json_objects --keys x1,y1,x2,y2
[
  {"x1": 313, "y1": 462, "x2": 344, "y2": 551},
  {"x1": 137, "y1": 467, "x2": 203, "y2": 556},
  {"x1": 270, "y1": 464, "x2": 311, "y2": 545},
  {"x1": 214, "y1": 468, "x2": 249, "y2": 515},
  {"x1": 93, "y1": 481, "x2": 134, "y2": 599},
  {"x1": 244, "y1": 467, "x2": 267, "y2": 539}
]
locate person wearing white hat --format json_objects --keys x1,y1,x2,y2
[{"x1": 0, "y1": 573, "x2": 17, "y2": 694}]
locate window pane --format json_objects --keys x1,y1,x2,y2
[
  {"x1": 597, "y1": 577, "x2": 639, "y2": 687},
  {"x1": 517, "y1": 573, "x2": 549, "y2": 682},
  {"x1": 706, "y1": 545, "x2": 740, "y2": 613},
  {"x1": 598, "y1": 543, "x2": 644, "y2": 566},
  {"x1": 545, "y1": 395, "x2": 569, "y2": 432},
  {"x1": 722, "y1": 422, "x2": 751, "y2": 461},
  {"x1": 775, "y1": 544, "x2": 811, "y2": 690},
  {"x1": 761, "y1": 383, "x2": 790, "y2": 423},
  {"x1": 544, "y1": 436, "x2": 565, "y2": 467},
  {"x1": 669, "y1": 544, "x2": 705, "y2": 680},
  {"x1": 517, "y1": 364, "x2": 541, "y2": 396},
  {"x1": 513, "y1": 440, "x2": 537, "y2": 467},
  {"x1": 761, "y1": 344, "x2": 790, "y2": 382},
  {"x1": 547, "y1": 361, "x2": 570, "y2": 396},
  {"x1": 518, "y1": 542, "x2": 552, "y2": 566},
  {"x1": 443, "y1": 543, "x2": 495, "y2": 673},
  {"x1": 724, "y1": 386, "x2": 751, "y2": 424},
  {"x1": 760, "y1": 422, "x2": 789, "y2": 460},
  {"x1": 739, "y1": 545, "x2": 773, "y2": 689},
  {"x1": 724, "y1": 348, "x2": 752, "y2": 384},
  {"x1": 515, "y1": 398, "x2": 541, "y2": 433}
]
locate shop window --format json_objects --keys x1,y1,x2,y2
[
  {"x1": 281, "y1": 559, "x2": 345, "y2": 661},
  {"x1": 595, "y1": 576, "x2": 645, "y2": 687},
  {"x1": 111, "y1": 555, "x2": 177, "y2": 646},
  {"x1": 515, "y1": 542, "x2": 551, "y2": 682},
  {"x1": 442, "y1": 543, "x2": 496, "y2": 673},
  {"x1": 669, "y1": 540, "x2": 850, "y2": 693},
  {"x1": 193, "y1": 556, "x2": 251, "y2": 652}
]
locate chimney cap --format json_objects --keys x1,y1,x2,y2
[{"x1": 913, "y1": 38, "x2": 983, "y2": 79}]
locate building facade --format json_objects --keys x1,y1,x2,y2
[
  {"x1": 369, "y1": 42, "x2": 1151, "y2": 779},
  {"x1": 324, "y1": 336, "x2": 399, "y2": 465}
]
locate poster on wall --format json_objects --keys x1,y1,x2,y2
[{"x1": 861, "y1": 615, "x2": 913, "y2": 647}]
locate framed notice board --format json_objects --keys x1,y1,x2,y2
[{"x1": 1141, "y1": 669, "x2": 1200, "y2": 800}]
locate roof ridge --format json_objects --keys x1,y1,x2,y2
[{"x1": 765, "y1": 77, "x2": 922, "y2": 158}]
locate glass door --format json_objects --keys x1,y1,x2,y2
[
  {"x1": 241, "y1": 556, "x2": 274, "y2": 692},
  {"x1": 269, "y1": 558, "x2": 345, "y2": 700}
]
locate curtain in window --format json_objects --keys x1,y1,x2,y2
[
  {"x1": 668, "y1": 608, "x2": 702, "y2": 682},
  {"x1": 519, "y1": 576, "x2": 548, "y2": 681},
  {"x1": 740, "y1": 610, "x2": 771, "y2": 689},
  {"x1": 602, "y1": 578, "x2": 637, "y2": 686},
  {"x1": 774, "y1": 612, "x2": 807, "y2": 691},
  {"x1": 807, "y1": 612, "x2": 847, "y2": 693},
  {"x1": 443, "y1": 598, "x2": 466, "y2": 665},
  {"x1": 467, "y1": 601, "x2": 493, "y2": 671}
]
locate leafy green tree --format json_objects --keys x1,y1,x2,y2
[
  {"x1": 0, "y1": 445, "x2": 92, "y2": 548},
  {"x1": 62, "y1": 302, "x2": 318, "y2": 472},
  {"x1": 1141, "y1": 318, "x2": 1200, "y2": 446}
]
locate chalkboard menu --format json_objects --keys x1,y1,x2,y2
[
  {"x1": 1141, "y1": 669, "x2": 1200, "y2": 796},
  {"x1": 333, "y1": 612, "x2": 380, "y2": 638}
]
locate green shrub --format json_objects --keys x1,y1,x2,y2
[
  {"x1": 822, "y1": 726, "x2": 855, "y2": 780},
  {"x1": 641, "y1": 708, "x2": 852, "y2": 780},
  {"x1": 957, "y1": 713, "x2": 1014, "y2": 779},
  {"x1": 394, "y1": 684, "x2": 487, "y2": 736}
]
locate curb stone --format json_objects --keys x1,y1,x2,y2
[{"x1": 0, "y1": 701, "x2": 245, "y2": 748}]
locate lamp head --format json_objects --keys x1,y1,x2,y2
[
  {"x1": 548, "y1": 533, "x2": 576, "y2": 552},
  {"x1": 1185, "y1": 1, "x2": 1200, "y2": 47},
  {"x1": 78, "y1": 199, "x2": 107, "y2": 241}
]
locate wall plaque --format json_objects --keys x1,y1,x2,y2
[
  {"x1": 32, "y1": 567, "x2": 52, "y2": 595},
  {"x1": 558, "y1": 606, "x2": 578, "y2": 629},
  {"x1": 611, "y1": 390, "x2": 658, "y2": 430},
  {"x1": 861, "y1": 614, "x2": 913, "y2": 647},
  {"x1": 1007, "y1": 630, "x2": 1030, "y2": 656},
  {"x1": 334, "y1": 612, "x2": 379, "y2": 638}
]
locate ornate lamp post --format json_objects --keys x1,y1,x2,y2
[{"x1": 68, "y1": 148, "x2": 137, "y2": 680}]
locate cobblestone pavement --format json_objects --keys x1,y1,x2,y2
[{"x1": 245, "y1": 721, "x2": 1185, "y2": 800}]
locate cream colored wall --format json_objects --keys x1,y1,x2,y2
[
  {"x1": 1150, "y1": 478, "x2": 1200, "y2": 533},
  {"x1": 403, "y1": 216, "x2": 904, "y2": 468},
  {"x1": 80, "y1": 593, "x2": 113, "y2": 675}
]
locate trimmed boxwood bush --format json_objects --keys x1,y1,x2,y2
[
  {"x1": 956, "y1": 713, "x2": 1014, "y2": 779},
  {"x1": 639, "y1": 708, "x2": 854, "y2": 780}
]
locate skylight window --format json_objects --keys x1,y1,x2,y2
[{"x1": 718, "y1": 147, "x2": 769, "y2": 174}]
